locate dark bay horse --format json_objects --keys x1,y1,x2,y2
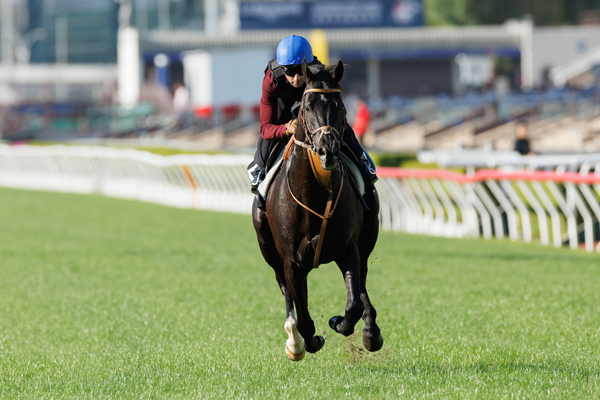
[{"x1": 252, "y1": 60, "x2": 383, "y2": 361}]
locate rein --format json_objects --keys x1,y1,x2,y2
[
  {"x1": 286, "y1": 157, "x2": 344, "y2": 269},
  {"x1": 286, "y1": 86, "x2": 345, "y2": 268},
  {"x1": 286, "y1": 163, "x2": 344, "y2": 221}
]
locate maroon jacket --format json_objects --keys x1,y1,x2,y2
[{"x1": 259, "y1": 70, "x2": 305, "y2": 140}]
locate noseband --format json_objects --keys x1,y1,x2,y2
[{"x1": 294, "y1": 88, "x2": 344, "y2": 151}]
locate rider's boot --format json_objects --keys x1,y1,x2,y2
[
  {"x1": 250, "y1": 166, "x2": 266, "y2": 196},
  {"x1": 356, "y1": 151, "x2": 378, "y2": 209},
  {"x1": 360, "y1": 151, "x2": 378, "y2": 184}
]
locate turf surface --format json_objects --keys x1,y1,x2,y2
[{"x1": 1, "y1": 187, "x2": 599, "y2": 399}]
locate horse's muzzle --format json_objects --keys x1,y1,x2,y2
[
  {"x1": 319, "y1": 151, "x2": 339, "y2": 170},
  {"x1": 314, "y1": 127, "x2": 341, "y2": 170}
]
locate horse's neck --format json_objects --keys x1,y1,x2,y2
[{"x1": 288, "y1": 146, "x2": 315, "y2": 184}]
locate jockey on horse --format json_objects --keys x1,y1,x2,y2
[{"x1": 247, "y1": 35, "x2": 378, "y2": 207}]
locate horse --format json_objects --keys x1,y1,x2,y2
[{"x1": 252, "y1": 60, "x2": 383, "y2": 361}]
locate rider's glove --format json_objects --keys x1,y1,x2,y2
[{"x1": 285, "y1": 119, "x2": 297, "y2": 136}]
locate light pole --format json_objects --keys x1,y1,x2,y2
[
  {"x1": 116, "y1": 0, "x2": 132, "y2": 28},
  {"x1": 1, "y1": 0, "x2": 15, "y2": 65}
]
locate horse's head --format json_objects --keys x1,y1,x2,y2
[{"x1": 298, "y1": 60, "x2": 346, "y2": 171}]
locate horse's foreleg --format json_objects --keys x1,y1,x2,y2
[
  {"x1": 278, "y1": 279, "x2": 305, "y2": 361},
  {"x1": 272, "y1": 260, "x2": 305, "y2": 361},
  {"x1": 329, "y1": 244, "x2": 364, "y2": 336},
  {"x1": 358, "y1": 259, "x2": 384, "y2": 352},
  {"x1": 255, "y1": 204, "x2": 306, "y2": 360},
  {"x1": 356, "y1": 194, "x2": 383, "y2": 351},
  {"x1": 284, "y1": 261, "x2": 324, "y2": 354},
  {"x1": 284, "y1": 309, "x2": 305, "y2": 361}
]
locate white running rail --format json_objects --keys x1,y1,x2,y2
[
  {"x1": 1, "y1": 144, "x2": 599, "y2": 252},
  {"x1": 0, "y1": 144, "x2": 255, "y2": 214}
]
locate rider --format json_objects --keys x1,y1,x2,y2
[{"x1": 247, "y1": 35, "x2": 378, "y2": 199}]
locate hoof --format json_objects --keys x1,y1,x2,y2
[
  {"x1": 285, "y1": 346, "x2": 305, "y2": 361},
  {"x1": 329, "y1": 315, "x2": 344, "y2": 332},
  {"x1": 329, "y1": 316, "x2": 354, "y2": 336},
  {"x1": 284, "y1": 317, "x2": 304, "y2": 360},
  {"x1": 363, "y1": 332, "x2": 384, "y2": 352},
  {"x1": 305, "y1": 335, "x2": 325, "y2": 354}
]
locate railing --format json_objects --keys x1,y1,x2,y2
[
  {"x1": 549, "y1": 44, "x2": 600, "y2": 88},
  {"x1": 1, "y1": 144, "x2": 599, "y2": 252},
  {"x1": 377, "y1": 167, "x2": 600, "y2": 252},
  {"x1": 418, "y1": 149, "x2": 600, "y2": 170},
  {"x1": 0, "y1": 144, "x2": 254, "y2": 214}
]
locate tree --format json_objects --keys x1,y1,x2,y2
[
  {"x1": 424, "y1": 0, "x2": 473, "y2": 26},
  {"x1": 423, "y1": 0, "x2": 599, "y2": 26}
]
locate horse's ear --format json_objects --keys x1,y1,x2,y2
[
  {"x1": 332, "y1": 60, "x2": 344, "y2": 84},
  {"x1": 302, "y1": 58, "x2": 314, "y2": 81}
]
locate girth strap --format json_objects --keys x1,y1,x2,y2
[{"x1": 313, "y1": 191, "x2": 334, "y2": 268}]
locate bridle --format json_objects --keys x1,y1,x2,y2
[
  {"x1": 294, "y1": 88, "x2": 345, "y2": 152},
  {"x1": 287, "y1": 86, "x2": 347, "y2": 269}
]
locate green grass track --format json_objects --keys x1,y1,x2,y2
[{"x1": 1, "y1": 187, "x2": 600, "y2": 399}]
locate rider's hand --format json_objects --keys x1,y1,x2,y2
[{"x1": 285, "y1": 119, "x2": 297, "y2": 136}]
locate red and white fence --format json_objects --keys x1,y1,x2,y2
[
  {"x1": 377, "y1": 166, "x2": 600, "y2": 252},
  {"x1": 1, "y1": 144, "x2": 599, "y2": 252}
]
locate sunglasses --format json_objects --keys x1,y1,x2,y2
[{"x1": 282, "y1": 65, "x2": 303, "y2": 77}]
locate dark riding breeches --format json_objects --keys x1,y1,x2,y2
[{"x1": 251, "y1": 136, "x2": 286, "y2": 170}]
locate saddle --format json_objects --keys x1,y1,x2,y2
[{"x1": 257, "y1": 136, "x2": 365, "y2": 202}]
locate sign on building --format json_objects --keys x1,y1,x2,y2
[{"x1": 239, "y1": 0, "x2": 424, "y2": 30}]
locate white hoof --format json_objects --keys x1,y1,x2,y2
[
  {"x1": 285, "y1": 345, "x2": 305, "y2": 361},
  {"x1": 284, "y1": 316, "x2": 305, "y2": 361}
]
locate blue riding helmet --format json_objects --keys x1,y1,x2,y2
[{"x1": 276, "y1": 35, "x2": 314, "y2": 66}]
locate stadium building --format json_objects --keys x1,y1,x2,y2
[
  {"x1": 2, "y1": 0, "x2": 600, "y2": 151},
  {"x1": 2, "y1": 0, "x2": 600, "y2": 100}
]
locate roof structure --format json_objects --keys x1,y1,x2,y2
[
  {"x1": 139, "y1": 21, "x2": 534, "y2": 89},
  {"x1": 140, "y1": 25, "x2": 523, "y2": 54}
]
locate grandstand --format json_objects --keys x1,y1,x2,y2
[
  {"x1": 1, "y1": 0, "x2": 600, "y2": 154},
  {"x1": 370, "y1": 87, "x2": 600, "y2": 153}
]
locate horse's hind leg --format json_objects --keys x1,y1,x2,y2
[
  {"x1": 284, "y1": 261, "x2": 325, "y2": 354},
  {"x1": 329, "y1": 244, "x2": 365, "y2": 336},
  {"x1": 359, "y1": 259, "x2": 384, "y2": 352}
]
